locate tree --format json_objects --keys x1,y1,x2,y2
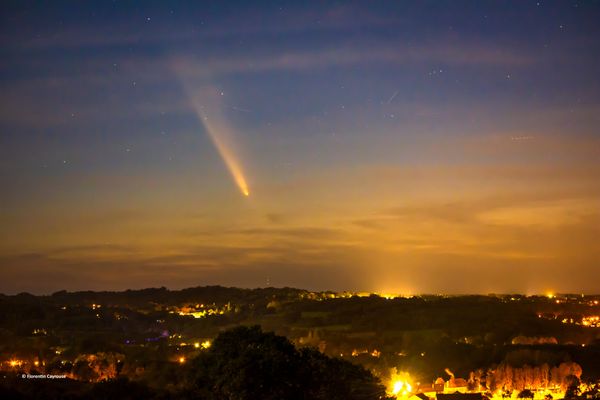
[
  {"x1": 186, "y1": 325, "x2": 302, "y2": 400},
  {"x1": 87, "y1": 378, "x2": 156, "y2": 400},
  {"x1": 580, "y1": 382, "x2": 600, "y2": 399},
  {"x1": 517, "y1": 389, "x2": 534, "y2": 399},
  {"x1": 298, "y1": 347, "x2": 386, "y2": 400},
  {"x1": 185, "y1": 325, "x2": 386, "y2": 400},
  {"x1": 564, "y1": 375, "x2": 581, "y2": 399}
]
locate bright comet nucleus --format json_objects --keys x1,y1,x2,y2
[
  {"x1": 197, "y1": 109, "x2": 251, "y2": 197},
  {"x1": 173, "y1": 60, "x2": 250, "y2": 197}
]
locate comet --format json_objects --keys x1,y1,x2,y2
[
  {"x1": 173, "y1": 59, "x2": 250, "y2": 197},
  {"x1": 203, "y1": 119, "x2": 250, "y2": 196},
  {"x1": 189, "y1": 92, "x2": 251, "y2": 197}
]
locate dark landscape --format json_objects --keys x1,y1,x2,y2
[
  {"x1": 1, "y1": 287, "x2": 600, "y2": 399},
  {"x1": 1, "y1": 1, "x2": 599, "y2": 399}
]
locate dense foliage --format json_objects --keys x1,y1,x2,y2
[
  {"x1": 1, "y1": 287, "x2": 600, "y2": 398},
  {"x1": 0, "y1": 325, "x2": 387, "y2": 399}
]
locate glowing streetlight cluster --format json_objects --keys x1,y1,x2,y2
[{"x1": 388, "y1": 370, "x2": 414, "y2": 399}]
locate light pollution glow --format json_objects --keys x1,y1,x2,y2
[{"x1": 1, "y1": 1, "x2": 600, "y2": 295}]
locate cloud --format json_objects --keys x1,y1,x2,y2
[
  {"x1": 47, "y1": 244, "x2": 135, "y2": 257},
  {"x1": 264, "y1": 213, "x2": 287, "y2": 224},
  {"x1": 0, "y1": 236, "x2": 367, "y2": 294},
  {"x1": 1, "y1": 191, "x2": 599, "y2": 295},
  {"x1": 3, "y1": 3, "x2": 398, "y2": 51},
  {"x1": 171, "y1": 41, "x2": 532, "y2": 79}
]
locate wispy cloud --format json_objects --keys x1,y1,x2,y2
[
  {"x1": 172, "y1": 41, "x2": 532, "y2": 79},
  {"x1": 5, "y1": 4, "x2": 399, "y2": 50}
]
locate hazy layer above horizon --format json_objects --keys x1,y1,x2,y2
[{"x1": 1, "y1": 1, "x2": 599, "y2": 295}]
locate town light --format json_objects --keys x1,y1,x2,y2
[
  {"x1": 391, "y1": 380, "x2": 412, "y2": 397},
  {"x1": 388, "y1": 370, "x2": 413, "y2": 399}
]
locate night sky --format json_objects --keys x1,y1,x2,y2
[{"x1": 1, "y1": 1, "x2": 599, "y2": 294}]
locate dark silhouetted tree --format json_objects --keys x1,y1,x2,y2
[
  {"x1": 185, "y1": 325, "x2": 386, "y2": 400},
  {"x1": 564, "y1": 375, "x2": 581, "y2": 399},
  {"x1": 87, "y1": 378, "x2": 155, "y2": 400},
  {"x1": 517, "y1": 389, "x2": 534, "y2": 399}
]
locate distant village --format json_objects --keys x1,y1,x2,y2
[{"x1": 1, "y1": 288, "x2": 599, "y2": 399}]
